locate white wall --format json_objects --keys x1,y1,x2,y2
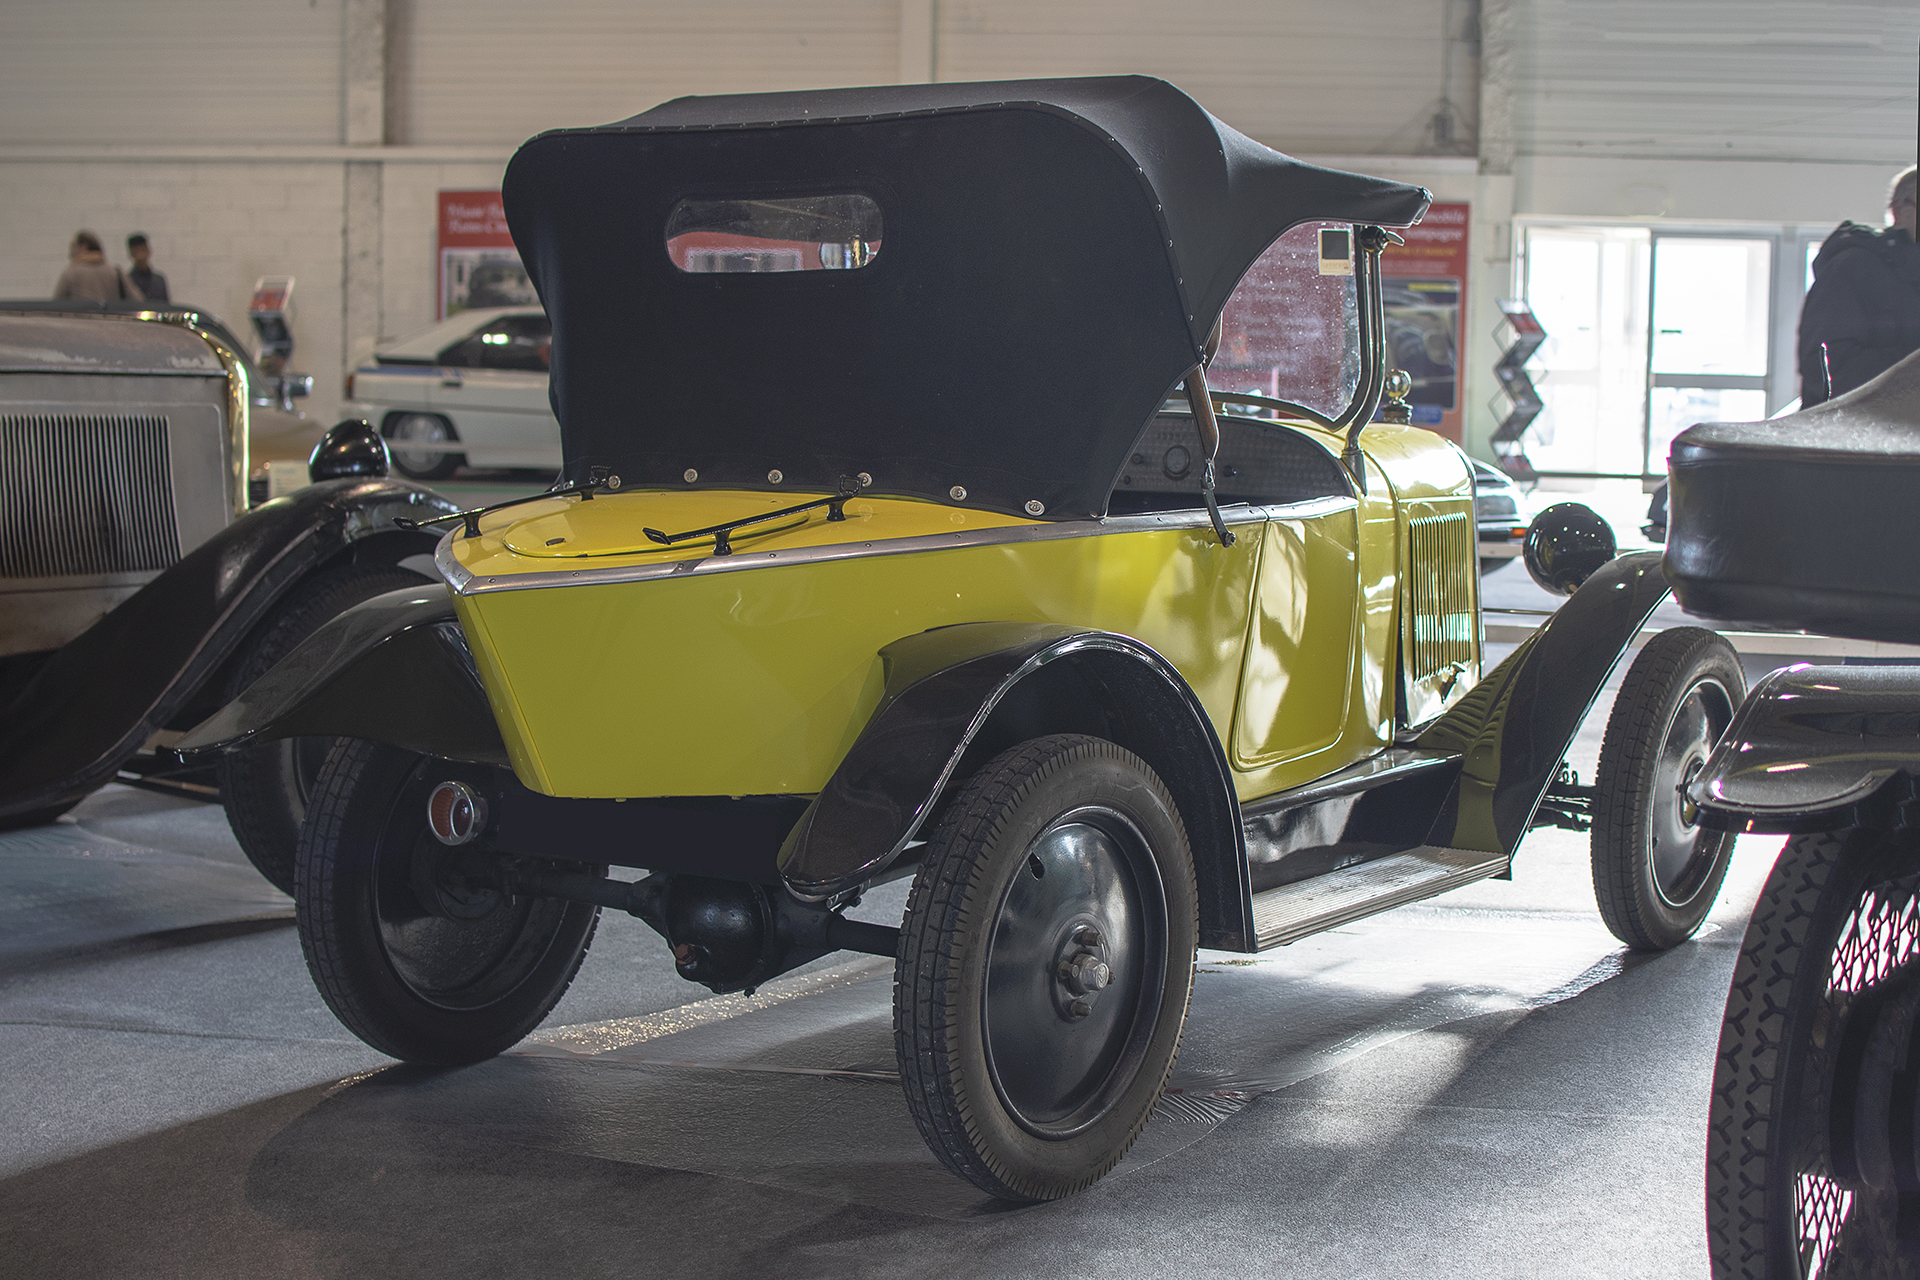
[{"x1": 0, "y1": 0, "x2": 1913, "y2": 453}]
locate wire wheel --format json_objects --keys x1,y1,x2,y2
[
  {"x1": 1592, "y1": 627, "x2": 1744, "y2": 949},
  {"x1": 381, "y1": 412, "x2": 463, "y2": 480},
  {"x1": 895, "y1": 734, "x2": 1198, "y2": 1201},
  {"x1": 296, "y1": 738, "x2": 597, "y2": 1064},
  {"x1": 1707, "y1": 828, "x2": 1920, "y2": 1278}
]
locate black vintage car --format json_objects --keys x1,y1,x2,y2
[
  {"x1": 1667, "y1": 350, "x2": 1920, "y2": 1278},
  {"x1": 0, "y1": 307, "x2": 458, "y2": 893}
]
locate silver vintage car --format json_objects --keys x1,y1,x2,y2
[{"x1": 0, "y1": 307, "x2": 458, "y2": 893}]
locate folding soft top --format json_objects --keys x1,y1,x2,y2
[{"x1": 506, "y1": 75, "x2": 1430, "y2": 518}]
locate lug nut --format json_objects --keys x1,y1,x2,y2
[{"x1": 1069, "y1": 998, "x2": 1093, "y2": 1019}]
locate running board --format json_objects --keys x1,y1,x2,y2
[{"x1": 1251, "y1": 845, "x2": 1508, "y2": 950}]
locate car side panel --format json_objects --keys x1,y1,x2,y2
[{"x1": 454, "y1": 520, "x2": 1269, "y2": 798}]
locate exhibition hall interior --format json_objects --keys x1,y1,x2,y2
[{"x1": 4, "y1": 3, "x2": 1920, "y2": 1276}]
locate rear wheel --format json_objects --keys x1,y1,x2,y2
[
  {"x1": 895, "y1": 734, "x2": 1198, "y2": 1202},
  {"x1": 1591, "y1": 626, "x2": 1744, "y2": 950},
  {"x1": 1706, "y1": 829, "x2": 1920, "y2": 1278},
  {"x1": 382, "y1": 412, "x2": 464, "y2": 480},
  {"x1": 296, "y1": 738, "x2": 598, "y2": 1064},
  {"x1": 218, "y1": 563, "x2": 429, "y2": 895}
]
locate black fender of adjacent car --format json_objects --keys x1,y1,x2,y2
[
  {"x1": 1687, "y1": 662, "x2": 1920, "y2": 835},
  {"x1": 183, "y1": 550, "x2": 1671, "y2": 955},
  {"x1": 0, "y1": 478, "x2": 458, "y2": 822}
]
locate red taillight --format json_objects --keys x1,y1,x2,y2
[
  {"x1": 344, "y1": 372, "x2": 355, "y2": 399},
  {"x1": 427, "y1": 781, "x2": 488, "y2": 846}
]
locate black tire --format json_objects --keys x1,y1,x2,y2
[
  {"x1": 296, "y1": 737, "x2": 598, "y2": 1064},
  {"x1": 895, "y1": 734, "x2": 1198, "y2": 1202},
  {"x1": 1706, "y1": 829, "x2": 1920, "y2": 1279},
  {"x1": 218, "y1": 563, "x2": 429, "y2": 895},
  {"x1": 1591, "y1": 626, "x2": 1745, "y2": 950},
  {"x1": 381, "y1": 412, "x2": 464, "y2": 480}
]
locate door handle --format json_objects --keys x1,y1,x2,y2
[{"x1": 440, "y1": 372, "x2": 463, "y2": 388}]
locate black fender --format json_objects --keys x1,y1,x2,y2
[
  {"x1": 0, "y1": 479, "x2": 458, "y2": 821},
  {"x1": 1417, "y1": 550, "x2": 1669, "y2": 857},
  {"x1": 777, "y1": 622, "x2": 1253, "y2": 951},
  {"x1": 175, "y1": 584, "x2": 507, "y2": 767},
  {"x1": 1689, "y1": 664, "x2": 1920, "y2": 834}
]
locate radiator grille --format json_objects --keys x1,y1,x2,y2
[
  {"x1": 1405, "y1": 511, "x2": 1475, "y2": 681},
  {"x1": 1, "y1": 414, "x2": 179, "y2": 578}
]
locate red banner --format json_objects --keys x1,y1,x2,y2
[
  {"x1": 1379, "y1": 201, "x2": 1469, "y2": 442},
  {"x1": 436, "y1": 190, "x2": 534, "y2": 318}
]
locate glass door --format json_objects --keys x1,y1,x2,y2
[{"x1": 1646, "y1": 235, "x2": 1775, "y2": 475}]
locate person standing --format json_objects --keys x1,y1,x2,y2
[
  {"x1": 126, "y1": 233, "x2": 169, "y2": 302},
  {"x1": 1798, "y1": 166, "x2": 1920, "y2": 405},
  {"x1": 53, "y1": 230, "x2": 141, "y2": 302}
]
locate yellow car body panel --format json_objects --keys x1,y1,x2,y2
[{"x1": 447, "y1": 419, "x2": 1477, "y2": 805}]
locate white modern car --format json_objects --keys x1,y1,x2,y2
[{"x1": 344, "y1": 307, "x2": 558, "y2": 479}]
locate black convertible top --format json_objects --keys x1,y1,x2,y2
[{"x1": 506, "y1": 76, "x2": 1430, "y2": 518}]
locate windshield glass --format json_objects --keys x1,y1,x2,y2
[{"x1": 1212, "y1": 221, "x2": 1360, "y2": 422}]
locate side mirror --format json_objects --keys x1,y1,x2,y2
[
  {"x1": 1523, "y1": 502, "x2": 1617, "y2": 595},
  {"x1": 277, "y1": 373, "x2": 313, "y2": 413},
  {"x1": 309, "y1": 418, "x2": 391, "y2": 482}
]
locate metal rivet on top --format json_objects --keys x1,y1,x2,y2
[
  {"x1": 1024, "y1": 499, "x2": 1045, "y2": 515},
  {"x1": 768, "y1": 469, "x2": 784, "y2": 484},
  {"x1": 683, "y1": 468, "x2": 698, "y2": 483},
  {"x1": 950, "y1": 485, "x2": 967, "y2": 501}
]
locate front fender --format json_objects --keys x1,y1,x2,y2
[
  {"x1": 0, "y1": 478, "x2": 457, "y2": 820},
  {"x1": 176, "y1": 584, "x2": 507, "y2": 767},
  {"x1": 1690, "y1": 664, "x2": 1920, "y2": 833},
  {"x1": 1417, "y1": 550, "x2": 1669, "y2": 857},
  {"x1": 777, "y1": 622, "x2": 1252, "y2": 950}
]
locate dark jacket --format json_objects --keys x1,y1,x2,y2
[
  {"x1": 128, "y1": 266, "x2": 169, "y2": 302},
  {"x1": 1798, "y1": 222, "x2": 1920, "y2": 405}
]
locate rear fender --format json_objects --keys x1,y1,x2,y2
[
  {"x1": 1417, "y1": 550, "x2": 1669, "y2": 858},
  {"x1": 777, "y1": 622, "x2": 1252, "y2": 951},
  {"x1": 0, "y1": 478, "x2": 457, "y2": 820},
  {"x1": 176, "y1": 584, "x2": 507, "y2": 767},
  {"x1": 1690, "y1": 664, "x2": 1920, "y2": 833}
]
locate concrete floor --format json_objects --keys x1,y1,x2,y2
[{"x1": 0, "y1": 589, "x2": 1788, "y2": 1278}]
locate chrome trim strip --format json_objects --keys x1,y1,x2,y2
[
  {"x1": 434, "y1": 528, "x2": 472, "y2": 592},
  {"x1": 446, "y1": 494, "x2": 1359, "y2": 597}
]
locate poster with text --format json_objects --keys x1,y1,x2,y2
[
  {"x1": 438, "y1": 190, "x2": 536, "y2": 318},
  {"x1": 1380, "y1": 201, "x2": 1468, "y2": 442}
]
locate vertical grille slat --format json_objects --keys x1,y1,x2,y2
[
  {"x1": 1406, "y1": 511, "x2": 1475, "y2": 681},
  {"x1": 1, "y1": 414, "x2": 178, "y2": 578}
]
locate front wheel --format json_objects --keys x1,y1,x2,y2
[
  {"x1": 1591, "y1": 626, "x2": 1745, "y2": 950},
  {"x1": 296, "y1": 738, "x2": 598, "y2": 1064},
  {"x1": 1706, "y1": 829, "x2": 1920, "y2": 1278},
  {"x1": 894, "y1": 734, "x2": 1198, "y2": 1202}
]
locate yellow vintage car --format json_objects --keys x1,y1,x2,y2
[{"x1": 185, "y1": 77, "x2": 1737, "y2": 1202}]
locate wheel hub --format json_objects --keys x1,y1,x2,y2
[
  {"x1": 1827, "y1": 961, "x2": 1920, "y2": 1194},
  {"x1": 1649, "y1": 681, "x2": 1733, "y2": 904},
  {"x1": 982, "y1": 814, "x2": 1165, "y2": 1135},
  {"x1": 1053, "y1": 925, "x2": 1114, "y2": 1020}
]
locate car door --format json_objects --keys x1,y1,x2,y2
[
  {"x1": 1213, "y1": 419, "x2": 1367, "y2": 785},
  {"x1": 431, "y1": 313, "x2": 561, "y2": 470}
]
